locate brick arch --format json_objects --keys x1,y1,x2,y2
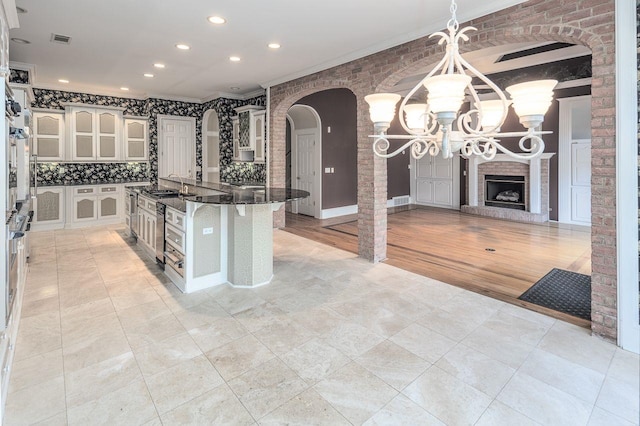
[{"x1": 269, "y1": 83, "x2": 359, "y2": 228}]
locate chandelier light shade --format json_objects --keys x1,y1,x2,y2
[{"x1": 366, "y1": 0, "x2": 558, "y2": 161}]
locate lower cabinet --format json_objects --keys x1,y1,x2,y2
[
  {"x1": 32, "y1": 184, "x2": 128, "y2": 230},
  {"x1": 136, "y1": 195, "x2": 156, "y2": 257}
]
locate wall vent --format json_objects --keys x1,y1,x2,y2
[
  {"x1": 50, "y1": 33, "x2": 71, "y2": 44},
  {"x1": 393, "y1": 196, "x2": 410, "y2": 206}
]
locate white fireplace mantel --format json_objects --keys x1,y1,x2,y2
[{"x1": 467, "y1": 153, "x2": 555, "y2": 214}]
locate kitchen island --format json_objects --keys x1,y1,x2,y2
[{"x1": 144, "y1": 178, "x2": 308, "y2": 293}]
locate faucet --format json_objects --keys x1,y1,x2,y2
[{"x1": 167, "y1": 173, "x2": 187, "y2": 194}]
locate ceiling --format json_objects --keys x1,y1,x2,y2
[{"x1": 8, "y1": 0, "x2": 530, "y2": 101}]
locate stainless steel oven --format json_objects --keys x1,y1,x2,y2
[
  {"x1": 128, "y1": 190, "x2": 138, "y2": 238},
  {"x1": 155, "y1": 202, "x2": 166, "y2": 268}
]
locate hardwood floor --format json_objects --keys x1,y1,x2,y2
[{"x1": 284, "y1": 206, "x2": 592, "y2": 327}]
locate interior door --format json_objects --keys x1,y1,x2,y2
[
  {"x1": 296, "y1": 132, "x2": 316, "y2": 216},
  {"x1": 414, "y1": 154, "x2": 458, "y2": 209},
  {"x1": 160, "y1": 117, "x2": 195, "y2": 178},
  {"x1": 571, "y1": 141, "x2": 591, "y2": 224}
]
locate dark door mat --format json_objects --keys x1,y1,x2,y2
[{"x1": 518, "y1": 268, "x2": 591, "y2": 320}]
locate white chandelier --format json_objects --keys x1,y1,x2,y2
[{"x1": 365, "y1": 0, "x2": 557, "y2": 161}]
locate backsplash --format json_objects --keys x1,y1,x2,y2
[
  {"x1": 21, "y1": 74, "x2": 267, "y2": 185},
  {"x1": 36, "y1": 162, "x2": 149, "y2": 186}
]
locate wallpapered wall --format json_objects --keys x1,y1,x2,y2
[{"x1": 12, "y1": 70, "x2": 266, "y2": 185}]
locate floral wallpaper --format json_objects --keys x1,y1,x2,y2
[
  {"x1": 9, "y1": 69, "x2": 29, "y2": 84},
  {"x1": 24, "y1": 80, "x2": 267, "y2": 185},
  {"x1": 36, "y1": 162, "x2": 149, "y2": 186}
]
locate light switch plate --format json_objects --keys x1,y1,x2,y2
[{"x1": 203, "y1": 227, "x2": 213, "y2": 235}]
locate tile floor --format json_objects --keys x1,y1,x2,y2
[{"x1": 4, "y1": 225, "x2": 639, "y2": 425}]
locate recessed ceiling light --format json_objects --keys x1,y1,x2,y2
[
  {"x1": 143, "y1": 73, "x2": 154, "y2": 78},
  {"x1": 153, "y1": 63, "x2": 165, "y2": 69},
  {"x1": 176, "y1": 44, "x2": 190, "y2": 50},
  {"x1": 58, "y1": 79, "x2": 69, "y2": 84},
  {"x1": 230, "y1": 87, "x2": 240, "y2": 90},
  {"x1": 268, "y1": 43, "x2": 281, "y2": 49},
  {"x1": 120, "y1": 87, "x2": 129, "y2": 91},
  {"x1": 11, "y1": 38, "x2": 30, "y2": 44},
  {"x1": 207, "y1": 16, "x2": 226, "y2": 24},
  {"x1": 229, "y1": 56, "x2": 240, "y2": 62},
  {"x1": 16, "y1": 6, "x2": 27, "y2": 13}
]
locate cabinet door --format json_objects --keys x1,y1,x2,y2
[
  {"x1": 124, "y1": 119, "x2": 147, "y2": 160},
  {"x1": 73, "y1": 196, "x2": 97, "y2": 222},
  {"x1": 34, "y1": 187, "x2": 65, "y2": 224},
  {"x1": 232, "y1": 117, "x2": 241, "y2": 160},
  {"x1": 98, "y1": 195, "x2": 118, "y2": 219},
  {"x1": 238, "y1": 111, "x2": 251, "y2": 150},
  {"x1": 33, "y1": 112, "x2": 65, "y2": 161},
  {"x1": 97, "y1": 111, "x2": 119, "y2": 160},
  {"x1": 72, "y1": 108, "x2": 95, "y2": 160},
  {"x1": 252, "y1": 112, "x2": 266, "y2": 163}
]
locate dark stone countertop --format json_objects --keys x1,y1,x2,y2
[{"x1": 188, "y1": 187, "x2": 309, "y2": 206}]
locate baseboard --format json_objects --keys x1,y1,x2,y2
[{"x1": 320, "y1": 205, "x2": 358, "y2": 219}]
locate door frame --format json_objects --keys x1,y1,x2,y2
[
  {"x1": 557, "y1": 95, "x2": 591, "y2": 225},
  {"x1": 201, "y1": 109, "x2": 220, "y2": 182},
  {"x1": 157, "y1": 115, "x2": 196, "y2": 179},
  {"x1": 288, "y1": 105, "x2": 322, "y2": 218},
  {"x1": 410, "y1": 154, "x2": 460, "y2": 210}
]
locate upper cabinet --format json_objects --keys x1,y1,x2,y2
[
  {"x1": 232, "y1": 105, "x2": 265, "y2": 163},
  {"x1": 67, "y1": 105, "x2": 122, "y2": 161},
  {"x1": 124, "y1": 118, "x2": 148, "y2": 161},
  {"x1": 33, "y1": 111, "x2": 65, "y2": 161}
]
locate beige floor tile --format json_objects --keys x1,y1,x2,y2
[
  {"x1": 171, "y1": 298, "x2": 231, "y2": 331},
  {"x1": 60, "y1": 297, "x2": 115, "y2": 325},
  {"x1": 63, "y1": 326, "x2": 132, "y2": 373},
  {"x1": 389, "y1": 323, "x2": 456, "y2": 364},
  {"x1": 497, "y1": 372, "x2": 593, "y2": 426},
  {"x1": 481, "y1": 310, "x2": 552, "y2": 346},
  {"x1": 587, "y1": 407, "x2": 637, "y2": 426},
  {"x1": 259, "y1": 388, "x2": 350, "y2": 426},
  {"x1": 407, "y1": 279, "x2": 463, "y2": 309},
  {"x1": 32, "y1": 411, "x2": 68, "y2": 426},
  {"x1": 160, "y1": 383, "x2": 255, "y2": 426},
  {"x1": 121, "y1": 311, "x2": 187, "y2": 350},
  {"x1": 595, "y1": 375, "x2": 640, "y2": 424},
  {"x1": 322, "y1": 321, "x2": 385, "y2": 359},
  {"x1": 228, "y1": 357, "x2": 309, "y2": 420},
  {"x1": 210, "y1": 286, "x2": 267, "y2": 315},
  {"x1": 281, "y1": 338, "x2": 351, "y2": 385},
  {"x1": 289, "y1": 306, "x2": 345, "y2": 336},
  {"x1": 416, "y1": 307, "x2": 482, "y2": 342},
  {"x1": 133, "y1": 332, "x2": 203, "y2": 377},
  {"x1": 363, "y1": 393, "x2": 445, "y2": 426},
  {"x1": 65, "y1": 351, "x2": 143, "y2": 408},
  {"x1": 475, "y1": 400, "x2": 541, "y2": 426},
  {"x1": 461, "y1": 324, "x2": 535, "y2": 369},
  {"x1": 116, "y1": 298, "x2": 173, "y2": 326},
  {"x1": 537, "y1": 321, "x2": 616, "y2": 374},
  {"x1": 435, "y1": 343, "x2": 516, "y2": 398},
  {"x1": 145, "y1": 354, "x2": 224, "y2": 414},
  {"x1": 23, "y1": 283, "x2": 58, "y2": 304},
  {"x1": 105, "y1": 276, "x2": 163, "y2": 310},
  {"x1": 356, "y1": 340, "x2": 430, "y2": 391},
  {"x1": 233, "y1": 302, "x2": 289, "y2": 332},
  {"x1": 519, "y1": 348, "x2": 605, "y2": 403},
  {"x1": 58, "y1": 281, "x2": 109, "y2": 309},
  {"x1": 205, "y1": 334, "x2": 276, "y2": 381},
  {"x1": 4, "y1": 376, "x2": 66, "y2": 425},
  {"x1": 8, "y1": 348, "x2": 64, "y2": 394},
  {"x1": 20, "y1": 294, "x2": 59, "y2": 318},
  {"x1": 253, "y1": 318, "x2": 316, "y2": 356},
  {"x1": 67, "y1": 379, "x2": 158, "y2": 426},
  {"x1": 607, "y1": 348, "x2": 640, "y2": 386},
  {"x1": 402, "y1": 365, "x2": 492, "y2": 426},
  {"x1": 187, "y1": 316, "x2": 248, "y2": 353},
  {"x1": 13, "y1": 326, "x2": 62, "y2": 361},
  {"x1": 314, "y1": 362, "x2": 398, "y2": 425},
  {"x1": 61, "y1": 311, "x2": 122, "y2": 347},
  {"x1": 329, "y1": 299, "x2": 413, "y2": 338}
]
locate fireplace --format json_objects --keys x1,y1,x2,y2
[{"x1": 485, "y1": 175, "x2": 526, "y2": 210}]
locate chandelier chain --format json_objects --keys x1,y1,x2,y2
[{"x1": 447, "y1": 0, "x2": 459, "y2": 31}]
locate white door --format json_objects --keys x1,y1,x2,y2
[
  {"x1": 296, "y1": 132, "x2": 316, "y2": 216},
  {"x1": 558, "y1": 96, "x2": 591, "y2": 225},
  {"x1": 203, "y1": 110, "x2": 220, "y2": 182},
  {"x1": 159, "y1": 116, "x2": 195, "y2": 179},
  {"x1": 413, "y1": 154, "x2": 459, "y2": 209},
  {"x1": 571, "y1": 141, "x2": 591, "y2": 223}
]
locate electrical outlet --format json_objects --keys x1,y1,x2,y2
[
  {"x1": 325, "y1": 167, "x2": 331, "y2": 173},
  {"x1": 330, "y1": 167, "x2": 334, "y2": 173},
  {"x1": 327, "y1": 126, "x2": 331, "y2": 133},
  {"x1": 203, "y1": 227, "x2": 213, "y2": 235}
]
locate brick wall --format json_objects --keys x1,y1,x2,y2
[{"x1": 269, "y1": 0, "x2": 617, "y2": 340}]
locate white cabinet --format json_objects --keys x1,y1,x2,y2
[
  {"x1": 232, "y1": 105, "x2": 265, "y2": 162},
  {"x1": 124, "y1": 118, "x2": 148, "y2": 160},
  {"x1": 32, "y1": 111, "x2": 65, "y2": 161},
  {"x1": 32, "y1": 187, "x2": 65, "y2": 229},
  {"x1": 137, "y1": 194, "x2": 156, "y2": 257},
  {"x1": 67, "y1": 106, "x2": 122, "y2": 161},
  {"x1": 413, "y1": 154, "x2": 459, "y2": 209},
  {"x1": 68, "y1": 185, "x2": 122, "y2": 225}
]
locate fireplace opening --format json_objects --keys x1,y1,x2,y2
[{"x1": 485, "y1": 175, "x2": 525, "y2": 210}]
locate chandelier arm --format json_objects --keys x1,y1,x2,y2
[
  {"x1": 372, "y1": 136, "x2": 437, "y2": 159},
  {"x1": 487, "y1": 135, "x2": 545, "y2": 160}
]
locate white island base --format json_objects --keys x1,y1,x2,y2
[{"x1": 164, "y1": 201, "x2": 284, "y2": 293}]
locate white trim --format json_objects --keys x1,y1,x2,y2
[
  {"x1": 2, "y1": 0, "x2": 19, "y2": 29},
  {"x1": 320, "y1": 204, "x2": 358, "y2": 219},
  {"x1": 202, "y1": 89, "x2": 267, "y2": 103},
  {"x1": 557, "y1": 96, "x2": 591, "y2": 225},
  {"x1": 286, "y1": 114, "x2": 297, "y2": 214},
  {"x1": 157, "y1": 115, "x2": 197, "y2": 180},
  {"x1": 201, "y1": 109, "x2": 220, "y2": 180},
  {"x1": 265, "y1": 86, "x2": 271, "y2": 189},
  {"x1": 615, "y1": 0, "x2": 639, "y2": 353},
  {"x1": 555, "y1": 78, "x2": 592, "y2": 90}
]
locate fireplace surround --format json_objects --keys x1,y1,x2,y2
[{"x1": 462, "y1": 153, "x2": 555, "y2": 223}]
